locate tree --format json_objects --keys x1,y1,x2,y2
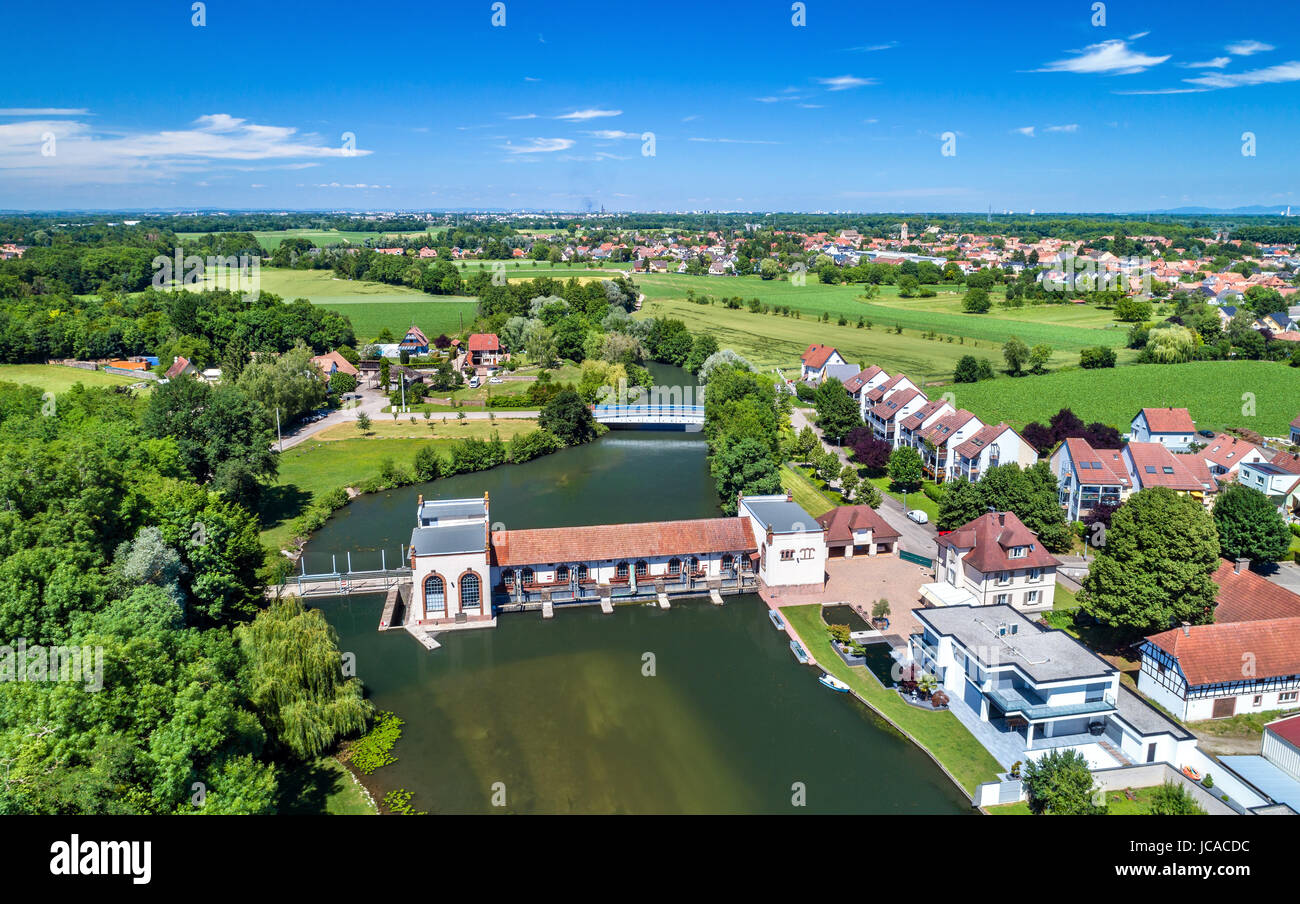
[
  {"x1": 1027, "y1": 344, "x2": 1052, "y2": 374},
  {"x1": 413, "y1": 445, "x2": 443, "y2": 481},
  {"x1": 236, "y1": 341, "x2": 327, "y2": 424},
  {"x1": 795, "y1": 426, "x2": 821, "y2": 463},
  {"x1": 962, "y1": 286, "x2": 991, "y2": 313},
  {"x1": 815, "y1": 449, "x2": 841, "y2": 485},
  {"x1": 1022, "y1": 748, "x2": 1104, "y2": 815},
  {"x1": 953, "y1": 355, "x2": 982, "y2": 383},
  {"x1": 355, "y1": 412, "x2": 371, "y2": 435},
  {"x1": 1080, "y1": 488, "x2": 1220, "y2": 636},
  {"x1": 1079, "y1": 346, "x2": 1117, "y2": 369},
  {"x1": 1212, "y1": 483, "x2": 1292, "y2": 564},
  {"x1": 539, "y1": 389, "x2": 597, "y2": 446},
  {"x1": 1147, "y1": 781, "x2": 1206, "y2": 816},
  {"x1": 1002, "y1": 336, "x2": 1030, "y2": 375},
  {"x1": 839, "y1": 465, "x2": 860, "y2": 503},
  {"x1": 1144, "y1": 325, "x2": 1196, "y2": 364},
  {"x1": 711, "y1": 437, "x2": 782, "y2": 514},
  {"x1": 937, "y1": 477, "x2": 985, "y2": 531},
  {"x1": 887, "y1": 446, "x2": 923, "y2": 491},
  {"x1": 813, "y1": 378, "x2": 862, "y2": 443},
  {"x1": 847, "y1": 427, "x2": 891, "y2": 471},
  {"x1": 236, "y1": 598, "x2": 371, "y2": 759}
]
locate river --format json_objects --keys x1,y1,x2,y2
[{"x1": 303, "y1": 364, "x2": 969, "y2": 814}]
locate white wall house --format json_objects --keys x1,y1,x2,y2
[
  {"x1": 1129, "y1": 407, "x2": 1195, "y2": 451},
  {"x1": 925, "y1": 511, "x2": 1058, "y2": 612},
  {"x1": 1238, "y1": 458, "x2": 1300, "y2": 521},
  {"x1": 738, "y1": 494, "x2": 827, "y2": 590},
  {"x1": 842, "y1": 365, "x2": 889, "y2": 409},
  {"x1": 1139, "y1": 618, "x2": 1300, "y2": 721},
  {"x1": 953, "y1": 423, "x2": 1037, "y2": 483},
  {"x1": 896, "y1": 399, "x2": 953, "y2": 451},
  {"x1": 859, "y1": 373, "x2": 919, "y2": 422},
  {"x1": 867, "y1": 387, "x2": 929, "y2": 447},
  {"x1": 916, "y1": 409, "x2": 984, "y2": 483},
  {"x1": 799, "y1": 344, "x2": 848, "y2": 384},
  {"x1": 1049, "y1": 437, "x2": 1131, "y2": 523},
  {"x1": 409, "y1": 496, "x2": 493, "y2": 625},
  {"x1": 1198, "y1": 433, "x2": 1267, "y2": 480}
]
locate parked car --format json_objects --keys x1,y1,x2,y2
[
  {"x1": 488, "y1": 377, "x2": 503, "y2": 384},
  {"x1": 906, "y1": 510, "x2": 929, "y2": 525},
  {"x1": 1197, "y1": 429, "x2": 1215, "y2": 438}
]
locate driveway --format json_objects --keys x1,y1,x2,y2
[{"x1": 789, "y1": 407, "x2": 938, "y2": 561}]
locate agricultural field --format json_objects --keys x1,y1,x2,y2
[
  {"x1": 176, "y1": 227, "x2": 444, "y2": 250},
  {"x1": 0, "y1": 363, "x2": 145, "y2": 393},
  {"x1": 948, "y1": 361, "x2": 1300, "y2": 437},
  {"x1": 633, "y1": 272, "x2": 1141, "y2": 377}
]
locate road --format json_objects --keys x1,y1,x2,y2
[{"x1": 789, "y1": 407, "x2": 938, "y2": 561}]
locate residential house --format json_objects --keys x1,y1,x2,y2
[
  {"x1": 916, "y1": 409, "x2": 984, "y2": 483},
  {"x1": 737, "y1": 494, "x2": 827, "y2": 591},
  {"x1": 399, "y1": 326, "x2": 430, "y2": 357},
  {"x1": 466, "y1": 333, "x2": 504, "y2": 370},
  {"x1": 1262, "y1": 311, "x2": 1300, "y2": 333},
  {"x1": 924, "y1": 511, "x2": 1059, "y2": 612},
  {"x1": 896, "y1": 399, "x2": 954, "y2": 450},
  {"x1": 1050, "y1": 437, "x2": 1132, "y2": 522},
  {"x1": 911, "y1": 605, "x2": 1196, "y2": 769},
  {"x1": 814, "y1": 505, "x2": 900, "y2": 558},
  {"x1": 310, "y1": 350, "x2": 360, "y2": 384},
  {"x1": 799, "y1": 344, "x2": 848, "y2": 384},
  {"x1": 1130, "y1": 407, "x2": 1195, "y2": 451},
  {"x1": 953, "y1": 423, "x2": 1037, "y2": 483},
  {"x1": 1139, "y1": 619, "x2": 1300, "y2": 720},
  {"x1": 163, "y1": 356, "x2": 198, "y2": 381},
  {"x1": 1198, "y1": 433, "x2": 1268, "y2": 481},
  {"x1": 859, "y1": 372, "x2": 919, "y2": 421},
  {"x1": 1123, "y1": 442, "x2": 1215, "y2": 506},
  {"x1": 867, "y1": 386, "x2": 929, "y2": 447},
  {"x1": 1238, "y1": 455, "x2": 1300, "y2": 520},
  {"x1": 841, "y1": 365, "x2": 888, "y2": 408},
  {"x1": 1212, "y1": 557, "x2": 1300, "y2": 623}
]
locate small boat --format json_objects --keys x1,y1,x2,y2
[
  {"x1": 789, "y1": 640, "x2": 811, "y2": 664},
  {"x1": 768, "y1": 609, "x2": 786, "y2": 631},
  {"x1": 1181, "y1": 765, "x2": 1202, "y2": 782},
  {"x1": 818, "y1": 673, "x2": 851, "y2": 693}
]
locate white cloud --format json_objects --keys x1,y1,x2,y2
[
  {"x1": 1036, "y1": 39, "x2": 1170, "y2": 75},
  {"x1": 1184, "y1": 60, "x2": 1300, "y2": 89},
  {"x1": 583, "y1": 130, "x2": 638, "y2": 139},
  {"x1": 507, "y1": 113, "x2": 538, "y2": 120},
  {"x1": 1226, "y1": 40, "x2": 1274, "y2": 56},
  {"x1": 0, "y1": 107, "x2": 89, "y2": 116},
  {"x1": 1012, "y1": 126, "x2": 1036, "y2": 137},
  {"x1": 846, "y1": 42, "x2": 897, "y2": 52},
  {"x1": 502, "y1": 137, "x2": 575, "y2": 154},
  {"x1": 1182, "y1": 57, "x2": 1231, "y2": 69},
  {"x1": 1045, "y1": 123, "x2": 1079, "y2": 133},
  {"x1": 818, "y1": 75, "x2": 876, "y2": 90},
  {"x1": 555, "y1": 108, "x2": 621, "y2": 121}
]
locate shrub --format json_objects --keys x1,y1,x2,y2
[{"x1": 1079, "y1": 346, "x2": 1117, "y2": 369}]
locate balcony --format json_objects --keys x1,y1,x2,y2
[{"x1": 986, "y1": 686, "x2": 1116, "y2": 721}]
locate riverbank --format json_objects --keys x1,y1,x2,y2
[{"x1": 782, "y1": 603, "x2": 1001, "y2": 796}]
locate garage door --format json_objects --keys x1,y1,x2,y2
[{"x1": 1212, "y1": 697, "x2": 1236, "y2": 718}]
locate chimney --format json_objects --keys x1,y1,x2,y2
[
  {"x1": 1234, "y1": 557, "x2": 1250, "y2": 574},
  {"x1": 1181, "y1": 622, "x2": 1190, "y2": 636}
]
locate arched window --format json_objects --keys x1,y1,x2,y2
[
  {"x1": 424, "y1": 574, "x2": 445, "y2": 614},
  {"x1": 522, "y1": 568, "x2": 535, "y2": 586},
  {"x1": 688, "y1": 556, "x2": 700, "y2": 573},
  {"x1": 577, "y1": 564, "x2": 589, "y2": 582},
  {"x1": 616, "y1": 561, "x2": 629, "y2": 579},
  {"x1": 634, "y1": 560, "x2": 648, "y2": 578},
  {"x1": 556, "y1": 565, "x2": 570, "y2": 583},
  {"x1": 668, "y1": 558, "x2": 682, "y2": 575},
  {"x1": 722, "y1": 554, "x2": 735, "y2": 574},
  {"x1": 460, "y1": 573, "x2": 481, "y2": 610},
  {"x1": 502, "y1": 569, "x2": 515, "y2": 589}
]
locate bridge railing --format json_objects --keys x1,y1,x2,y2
[{"x1": 591, "y1": 405, "x2": 705, "y2": 419}]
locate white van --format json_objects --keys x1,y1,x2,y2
[{"x1": 468, "y1": 376, "x2": 480, "y2": 389}]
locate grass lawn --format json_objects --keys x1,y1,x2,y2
[
  {"x1": 0, "y1": 363, "x2": 143, "y2": 393},
  {"x1": 780, "y1": 464, "x2": 837, "y2": 517},
  {"x1": 177, "y1": 228, "x2": 444, "y2": 251},
  {"x1": 864, "y1": 475, "x2": 940, "y2": 521},
  {"x1": 1188, "y1": 709, "x2": 1294, "y2": 739},
  {"x1": 986, "y1": 786, "x2": 1168, "y2": 815},
  {"x1": 1053, "y1": 582, "x2": 1080, "y2": 610},
  {"x1": 783, "y1": 604, "x2": 1001, "y2": 794},
  {"x1": 276, "y1": 756, "x2": 376, "y2": 815},
  {"x1": 318, "y1": 417, "x2": 536, "y2": 442},
  {"x1": 948, "y1": 360, "x2": 1300, "y2": 437}
]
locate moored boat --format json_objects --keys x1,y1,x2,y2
[
  {"x1": 768, "y1": 609, "x2": 786, "y2": 630},
  {"x1": 818, "y1": 673, "x2": 851, "y2": 693},
  {"x1": 790, "y1": 640, "x2": 811, "y2": 664}
]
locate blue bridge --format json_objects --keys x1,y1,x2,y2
[{"x1": 591, "y1": 404, "x2": 705, "y2": 430}]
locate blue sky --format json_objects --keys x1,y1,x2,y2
[{"x1": 1, "y1": 0, "x2": 1297, "y2": 212}]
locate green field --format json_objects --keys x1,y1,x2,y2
[
  {"x1": 254, "y1": 269, "x2": 478, "y2": 343},
  {"x1": 633, "y1": 273, "x2": 1147, "y2": 376},
  {"x1": 177, "y1": 227, "x2": 445, "y2": 251},
  {"x1": 947, "y1": 361, "x2": 1300, "y2": 436},
  {"x1": 0, "y1": 363, "x2": 144, "y2": 393}
]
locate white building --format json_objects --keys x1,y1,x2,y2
[
  {"x1": 916, "y1": 409, "x2": 984, "y2": 483},
  {"x1": 953, "y1": 423, "x2": 1037, "y2": 482},
  {"x1": 737, "y1": 494, "x2": 827, "y2": 590},
  {"x1": 924, "y1": 511, "x2": 1059, "y2": 612},
  {"x1": 1129, "y1": 407, "x2": 1195, "y2": 451},
  {"x1": 1238, "y1": 457, "x2": 1300, "y2": 521}
]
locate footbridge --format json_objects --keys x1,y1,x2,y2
[
  {"x1": 591, "y1": 404, "x2": 705, "y2": 430},
  {"x1": 271, "y1": 547, "x2": 411, "y2": 599}
]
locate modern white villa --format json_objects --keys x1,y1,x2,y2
[
  {"x1": 910, "y1": 604, "x2": 1198, "y2": 770},
  {"x1": 923, "y1": 511, "x2": 1059, "y2": 612}
]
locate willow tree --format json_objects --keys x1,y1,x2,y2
[{"x1": 237, "y1": 598, "x2": 371, "y2": 759}]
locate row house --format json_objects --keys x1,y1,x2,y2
[
  {"x1": 895, "y1": 398, "x2": 954, "y2": 451},
  {"x1": 867, "y1": 386, "x2": 928, "y2": 447},
  {"x1": 953, "y1": 423, "x2": 1038, "y2": 483},
  {"x1": 842, "y1": 365, "x2": 888, "y2": 408},
  {"x1": 860, "y1": 372, "x2": 919, "y2": 422},
  {"x1": 1124, "y1": 441, "x2": 1216, "y2": 507},
  {"x1": 915, "y1": 409, "x2": 984, "y2": 483}
]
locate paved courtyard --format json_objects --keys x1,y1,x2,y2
[{"x1": 759, "y1": 553, "x2": 935, "y2": 649}]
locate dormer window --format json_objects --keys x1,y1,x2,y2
[{"x1": 1009, "y1": 546, "x2": 1027, "y2": 558}]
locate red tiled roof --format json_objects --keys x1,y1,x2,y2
[
  {"x1": 492, "y1": 518, "x2": 757, "y2": 567},
  {"x1": 164, "y1": 356, "x2": 191, "y2": 380},
  {"x1": 1212, "y1": 559, "x2": 1300, "y2": 623},
  {"x1": 1267, "y1": 713, "x2": 1300, "y2": 749},
  {"x1": 1146, "y1": 618, "x2": 1300, "y2": 686},
  {"x1": 865, "y1": 373, "x2": 910, "y2": 403},
  {"x1": 935, "y1": 511, "x2": 1060, "y2": 573},
  {"x1": 1126, "y1": 442, "x2": 1204, "y2": 491},
  {"x1": 1062, "y1": 437, "x2": 1130, "y2": 487},
  {"x1": 842, "y1": 365, "x2": 884, "y2": 394},
  {"x1": 310, "y1": 350, "x2": 359, "y2": 377},
  {"x1": 801, "y1": 344, "x2": 840, "y2": 369},
  {"x1": 401, "y1": 326, "x2": 430, "y2": 347},
  {"x1": 815, "y1": 506, "x2": 900, "y2": 544},
  {"x1": 955, "y1": 423, "x2": 1014, "y2": 461},
  {"x1": 1137, "y1": 407, "x2": 1195, "y2": 434},
  {"x1": 1270, "y1": 451, "x2": 1300, "y2": 474},
  {"x1": 922, "y1": 409, "x2": 981, "y2": 445},
  {"x1": 467, "y1": 333, "x2": 500, "y2": 352},
  {"x1": 899, "y1": 399, "x2": 948, "y2": 432},
  {"x1": 1202, "y1": 434, "x2": 1263, "y2": 470},
  {"x1": 870, "y1": 387, "x2": 923, "y2": 421}
]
